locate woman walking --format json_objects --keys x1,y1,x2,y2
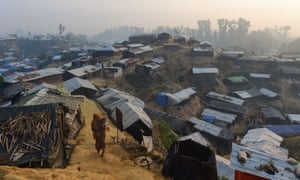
[{"x1": 91, "y1": 114, "x2": 108, "y2": 156}]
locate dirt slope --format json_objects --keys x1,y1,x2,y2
[{"x1": 0, "y1": 98, "x2": 164, "y2": 180}]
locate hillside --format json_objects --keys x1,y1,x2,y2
[
  {"x1": 0, "y1": 98, "x2": 164, "y2": 180},
  {"x1": 2, "y1": 44, "x2": 300, "y2": 179}
]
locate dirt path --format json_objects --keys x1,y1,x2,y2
[{"x1": 0, "y1": 98, "x2": 164, "y2": 180}]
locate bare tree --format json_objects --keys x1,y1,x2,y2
[{"x1": 59, "y1": 24, "x2": 66, "y2": 38}]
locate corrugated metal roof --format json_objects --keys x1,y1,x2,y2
[
  {"x1": 177, "y1": 132, "x2": 209, "y2": 147},
  {"x1": 151, "y1": 57, "x2": 165, "y2": 64},
  {"x1": 200, "y1": 41, "x2": 212, "y2": 46},
  {"x1": 209, "y1": 100, "x2": 247, "y2": 114},
  {"x1": 189, "y1": 117, "x2": 234, "y2": 141},
  {"x1": 52, "y1": 55, "x2": 62, "y2": 61},
  {"x1": 68, "y1": 65, "x2": 100, "y2": 77},
  {"x1": 26, "y1": 83, "x2": 58, "y2": 96},
  {"x1": 287, "y1": 114, "x2": 300, "y2": 123},
  {"x1": 201, "y1": 108, "x2": 237, "y2": 124},
  {"x1": 261, "y1": 107, "x2": 285, "y2": 121},
  {"x1": 192, "y1": 67, "x2": 219, "y2": 74},
  {"x1": 162, "y1": 87, "x2": 196, "y2": 105},
  {"x1": 188, "y1": 117, "x2": 222, "y2": 137},
  {"x1": 233, "y1": 89, "x2": 262, "y2": 99},
  {"x1": 111, "y1": 101, "x2": 152, "y2": 130},
  {"x1": 278, "y1": 66, "x2": 300, "y2": 75},
  {"x1": 5, "y1": 68, "x2": 63, "y2": 83},
  {"x1": 87, "y1": 46, "x2": 118, "y2": 52},
  {"x1": 97, "y1": 88, "x2": 144, "y2": 110},
  {"x1": 249, "y1": 73, "x2": 271, "y2": 79},
  {"x1": 127, "y1": 43, "x2": 144, "y2": 48},
  {"x1": 207, "y1": 91, "x2": 245, "y2": 105},
  {"x1": 130, "y1": 45, "x2": 153, "y2": 55},
  {"x1": 233, "y1": 90, "x2": 252, "y2": 99},
  {"x1": 143, "y1": 62, "x2": 160, "y2": 70},
  {"x1": 216, "y1": 155, "x2": 234, "y2": 180},
  {"x1": 230, "y1": 143, "x2": 297, "y2": 180},
  {"x1": 25, "y1": 93, "x2": 83, "y2": 112},
  {"x1": 221, "y1": 51, "x2": 244, "y2": 55},
  {"x1": 63, "y1": 77, "x2": 97, "y2": 92},
  {"x1": 259, "y1": 88, "x2": 279, "y2": 98},
  {"x1": 192, "y1": 47, "x2": 214, "y2": 52},
  {"x1": 171, "y1": 87, "x2": 196, "y2": 103}
]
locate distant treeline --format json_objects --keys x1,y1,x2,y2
[{"x1": 92, "y1": 17, "x2": 293, "y2": 54}]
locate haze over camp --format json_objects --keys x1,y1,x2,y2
[{"x1": 2, "y1": 0, "x2": 300, "y2": 180}]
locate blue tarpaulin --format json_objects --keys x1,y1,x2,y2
[
  {"x1": 202, "y1": 115, "x2": 215, "y2": 123},
  {"x1": 266, "y1": 125, "x2": 300, "y2": 137},
  {"x1": 155, "y1": 93, "x2": 168, "y2": 106}
]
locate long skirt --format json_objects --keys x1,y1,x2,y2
[{"x1": 94, "y1": 133, "x2": 105, "y2": 151}]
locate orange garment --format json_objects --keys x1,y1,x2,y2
[{"x1": 91, "y1": 114, "x2": 107, "y2": 154}]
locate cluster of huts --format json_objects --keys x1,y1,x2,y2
[
  {"x1": 2, "y1": 33, "x2": 300, "y2": 179},
  {"x1": 153, "y1": 55, "x2": 300, "y2": 179}
]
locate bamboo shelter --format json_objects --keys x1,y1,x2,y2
[{"x1": 0, "y1": 103, "x2": 69, "y2": 168}]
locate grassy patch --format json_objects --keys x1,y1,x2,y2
[
  {"x1": 125, "y1": 72, "x2": 151, "y2": 89},
  {"x1": 282, "y1": 136, "x2": 300, "y2": 160},
  {"x1": 158, "y1": 121, "x2": 179, "y2": 149}
]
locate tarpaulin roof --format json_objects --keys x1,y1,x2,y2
[
  {"x1": 241, "y1": 128, "x2": 283, "y2": 146},
  {"x1": 207, "y1": 91, "x2": 244, "y2": 105},
  {"x1": 201, "y1": 108, "x2": 237, "y2": 124},
  {"x1": 266, "y1": 125, "x2": 300, "y2": 137},
  {"x1": 226, "y1": 76, "x2": 248, "y2": 83},
  {"x1": 240, "y1": 128, "x2": 288, "y2": 159},
  {"x1": 209, "y1": 100, "x2": 247, "y2": 114},
  {"x1": 162, "y1": 131, "x2": 217, "y2": 180},
  {"x1": 0, "y1": 103, "x2": 66, "y2": 167}
]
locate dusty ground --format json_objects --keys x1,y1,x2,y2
[{"x1": 0, "y1": 98, "x2": 164, "y2": 180}]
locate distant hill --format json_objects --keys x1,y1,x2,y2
[
  {"x1": 288, "y1": 38, "x2": 300, "y2": 53},
  {"x1": 15, "y1": 39, "x2": 58, "y2": 57}
]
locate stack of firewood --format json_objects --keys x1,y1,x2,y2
[{"x1": 0, "y1": 111, "x2": 52, "y2": 162}]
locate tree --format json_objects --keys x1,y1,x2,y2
[
  {"x1": 0, "y1": 75, "x2": 4, "y2": 82},
  {"x1": 197, "y1": 19, "x2": 212, "y2": 40},
  {"x1": 217, "y1": 18, "x2": 228, "y2": 46},
  {"x1": 236, "y1": 18, "x2": 250, "y2": 40},
  {"x1": 59, "y1": 24, "x2": 66, "y2": 38}
]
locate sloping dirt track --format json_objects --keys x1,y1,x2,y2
[{"x1": 0, "y1": 98, "x2": 164, "y2": 180}]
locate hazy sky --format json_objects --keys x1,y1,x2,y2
[{"x1": 1, "y1": 0, "x2": 300, "y2": 37}]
